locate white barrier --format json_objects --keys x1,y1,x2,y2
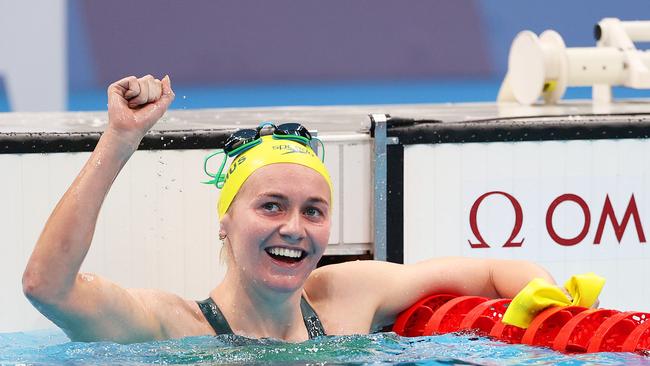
[{"x1": 404, "y1": 138, "x2": 650, "y2": 312}]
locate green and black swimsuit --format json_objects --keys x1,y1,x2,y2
[{"x1": 197, "y1": 296, "x2": 326, "y2": 339}]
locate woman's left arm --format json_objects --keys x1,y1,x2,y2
[
  {"x1": 311, "y1": 257, "x2": 555, "y2": 331},
  {"x1": 378, "y1": 257, "x2": 555, "y2": 328}
]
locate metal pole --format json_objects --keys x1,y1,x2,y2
[{"x1": 371, "y1": 114, "x2": 388, "y2": 261}]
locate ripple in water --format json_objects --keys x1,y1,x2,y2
[{"x1": 1, "y1": 330, "x2": 650, "y2": 365}]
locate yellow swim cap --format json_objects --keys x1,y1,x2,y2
[{"x1": 217, "y1": 135, "x2": 332, "y2": 217}]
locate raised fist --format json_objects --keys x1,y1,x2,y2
[{"x1": 106, "y1": 74, "x2": 175, "y2": 144}]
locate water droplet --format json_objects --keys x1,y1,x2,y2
[{"x1": 80, "y1": 273, "x2": 95, "y2": 282}]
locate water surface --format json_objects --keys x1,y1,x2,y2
[{"x1": 1, "y1": 330, "x2": 649, "y2": 365}]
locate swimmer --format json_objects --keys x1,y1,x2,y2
[{"x1": 23, "y1": 75, "x2": 558, "y2": 343}]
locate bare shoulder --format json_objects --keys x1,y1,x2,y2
[
  {"x1": 305, "y1": 260, "x2": 401, "y2": 303},
  {"x1": 304, "y1": 260, "x2": 403, "y2": 334},
  {"x1": 128, "y1": 289, "x2": 213, "y2": 338}
]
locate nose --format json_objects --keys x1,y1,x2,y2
[{"x1": 278, "y1": 209, "x2": 305, "y2": 243}]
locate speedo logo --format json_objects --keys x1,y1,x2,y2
[
  {"x1": 223, "y1": 156, "x2": 247, "y2": 183},
  {"x1": 273, "y1": 144, "x2": 312, "y2": 156}
]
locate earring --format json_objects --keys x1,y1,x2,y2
[{"x1": 219, "y1": 232, "x2": 227, "y2": 241}]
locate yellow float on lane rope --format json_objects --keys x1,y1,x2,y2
[{"x1": 502, "y1": 272, "x2": 605, "y2": 328}]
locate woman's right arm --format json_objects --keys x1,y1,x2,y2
[{"x1": 22, "y1": 75, "x2": 175, "y2": 343}]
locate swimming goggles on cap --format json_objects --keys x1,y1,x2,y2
[{"x1": 202, "y1": 122, "x2": 325, "y2": 188}]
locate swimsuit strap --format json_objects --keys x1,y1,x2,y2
[
  {"x1": 197, "y1": 296, "x2": 326, "y2": 339},
  {"x1": 197, "y1": 297, "x2": 234, "y2": 335},
  {"x1": 300, "y1": 296, "x2": 326, "y2": 338}
]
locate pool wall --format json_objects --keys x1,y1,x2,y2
[
  {"x1": 5, "y1": 102, "x2": 650, "y2": 332},
  {"x1": 403, "y1": 139, "x2": 650, "y2": 311},
  {"x1": 383, "y1": 110, "x2": 650, "y2": 313}
]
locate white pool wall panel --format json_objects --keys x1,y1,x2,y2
[
  {"x1": 1, "y1": 141, "x2": 372, "y2": 333},
  {"x1": 404, "y1": 139, "x2": 650, "y2": 312},
  {"x1": 1, "y1": 150, "x2": 221, "y2": 332}
]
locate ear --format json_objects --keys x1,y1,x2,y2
[{"x1": 219, "y1": 212, "x2": 231, "y2": 236}]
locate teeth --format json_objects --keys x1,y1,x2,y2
[{"x1": 268, "y1": 247, "x2": 303, "y2": 258}]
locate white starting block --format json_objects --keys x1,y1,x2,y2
[{"x1": 498, "y1": 18, "x2": 650, "y2": 105}]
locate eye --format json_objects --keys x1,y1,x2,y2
[
  {"x1": 261, "y1": 202, "x2": 281, "y2": 213},
  {"x1": 304, "y1": 207, "x2": 324, "y2": 218}
]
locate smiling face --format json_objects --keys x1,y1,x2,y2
[{"x1": 219, "y1": 163, "x2": 331, "y2": 294}]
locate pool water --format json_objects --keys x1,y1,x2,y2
[
  {"x1": 3, "y1": 78, "x2": 650, "y2": 112},
  {"x1": 1, "y1": 330, "x2": 649, "y2": 365}
]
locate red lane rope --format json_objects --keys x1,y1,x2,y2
[
  {"x1": 459, "y1": 299, "x2": 511, "y2": 335},
  {"x1": 552, "y1": 308, "x2": 619, "y2": 353},
  {"x1": 423, "y1": 296, "x2": 488, "y2": 335},
  {"x1": 393, "y1": 294, "x2": 650, "y2": 354}
]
